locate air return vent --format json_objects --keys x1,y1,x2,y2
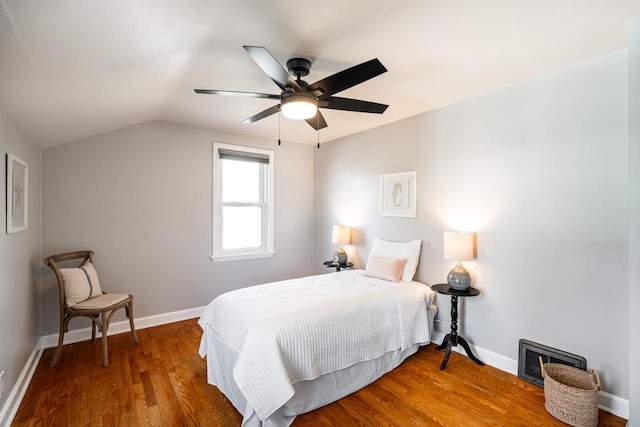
[{"x1": 518, "y1": 339, "x2": 587, "y2": 387}]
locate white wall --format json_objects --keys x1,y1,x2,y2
[
  {"x1": 0, "y1": 110, "x2": 41, "y2": 412},
  {"x1": 628, "y1": 18, "x2": 640, "y2": 427},
  {"x1": 314, "y1": 51, "x2": 629, "y2": 399},
  {"x1": 41, "y1": 120, "x2": 314, "y2": 335}
]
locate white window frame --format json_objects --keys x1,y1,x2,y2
[{"x1": 212, "y1": 142, "x2": 275, "y2": 262}]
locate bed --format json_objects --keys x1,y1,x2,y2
[{"x1": 198, "y1": 238, "x2": 437, "y2": 426}]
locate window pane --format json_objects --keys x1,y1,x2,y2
[
  {"x1": 221, "y1": 159, "x2": 262, "y2": 203},
  {"x1": 222, "y1": 206, "x2": 262, "y2": 249}
]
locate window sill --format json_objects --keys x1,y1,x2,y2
[{"x1": 210, "y1": 251, "x2": 276, "y2": 263}]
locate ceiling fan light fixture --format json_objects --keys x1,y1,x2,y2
[{"x1": 281, "y1": 94, "x2": 318, "y2": 120}]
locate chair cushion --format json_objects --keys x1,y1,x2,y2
[
  {"x1": 72, "y1": 293, "x2": 130, "y2": 310},
  {"x1": 60, "y1": 262, "x2": 104, "y2": 307}
]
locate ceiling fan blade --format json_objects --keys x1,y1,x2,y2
[
  {"x1": 194, "y1": 89, "x2": 280, "y2": 100},
  {"x1": 321, "y1": 97, "x2": 388, "y2": 114},
  {"x1": 306, "y1": 58, "x2": 387, "y2": 98},
  {"x1": 243, "y1": 104, "x2": 281, "y2": 124},
  {"x1": 305, "y1": 111, "x2": 328, "y2": 130},
  {"x1": 243, "y1": 46, "x2": 302, "y2": 92}
]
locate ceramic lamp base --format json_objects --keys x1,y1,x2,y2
[
  {"x1": 333, "y1": 247, "x2": 348, "y2": 264},
  {"x1": 447, "y1": 262, "x2": 471, "y2": 290}
]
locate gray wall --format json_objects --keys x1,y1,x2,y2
[
  {"x1": 0, "y1": 110, "x2": 41, "y2": 410},
  {"x1": 629, "y1": 18, "x2": 639, "y2": 427},
  {"x1": 314, "y1": 51, "x2": 629, "y2": 398},
  {"x1": 42, "y1": 120, "x2": 314, "y2": 334}
]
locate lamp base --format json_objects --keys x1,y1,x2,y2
[
  {"x1": 447, "y1": 262, "x2": 471, "y2": 290},
  {"x1": 333, "y1": 247, "x2": 348, "y2": 264}
]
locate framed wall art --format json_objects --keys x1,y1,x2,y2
[
  {"x1": 6, "y1": 153, "x2": 28, "y2": 233},
  {"x1": 380, "y1": 171, "x2": 417, "y2": 217}
]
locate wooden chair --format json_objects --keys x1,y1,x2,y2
[{"x1": 44, "y1": 250, "x2": 139, "y2": 367}]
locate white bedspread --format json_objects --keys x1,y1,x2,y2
[{"x1": 198, "y1": 270, "x2": 435, "y2": 421}]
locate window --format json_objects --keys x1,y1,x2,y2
[{"x1": 212, "y1": 142, "x2": 274, "y2": 261}]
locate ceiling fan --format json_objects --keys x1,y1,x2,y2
[{"x1": 194, "y1": 46, "x2": 389, "y2": 131}]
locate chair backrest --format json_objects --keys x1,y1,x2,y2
[{"x1": 44, "y1": 250, "x2": 94, "y2": 308}]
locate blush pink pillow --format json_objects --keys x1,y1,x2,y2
[{"x1": 365, "y1": 255, "x2": 408, "y2": 282}]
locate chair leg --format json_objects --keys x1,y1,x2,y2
[
  {"x1": 50, "y1": 322, "x2": 65, "y2": 368},
  {"x1": 126, "y1": 301, "x2": 140, "y2": 345},
  {"x1": 91, "y1": 316, "x2": 97, "y2": 343},
  {"x1": 101, "y1": 312, "x2": 109, "y2": 367}
]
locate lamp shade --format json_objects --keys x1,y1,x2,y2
[
  {"x1": 443, "y1": 232, "x2": 473, "y2": 261},
  {"x1": 332, "y1": 225, "x2": 351, "y2": 245}
]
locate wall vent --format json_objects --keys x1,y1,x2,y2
[{"x1": 518, "y1": 339, "x2": 587, "y2": 387}]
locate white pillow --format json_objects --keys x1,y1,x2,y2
[
  {"x1": 366, "y1": 238, "x2": 422, "y2": 281},
  {"x1": 365, "y1": 255, "x2": 407, "y2": 282},
  {"x1": 60, "y1": 261, "x2": 104, "y2": 307}
]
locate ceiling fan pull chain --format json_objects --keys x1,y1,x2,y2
[
  {"x1": 278, "y1": 105, "x2": 281, "y2": 146},
  {"x1": 317, "y1": 113, "x2": 320, "y2": 149}
]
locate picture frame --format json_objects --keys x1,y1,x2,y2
[
  {"x1": 6, "y1": 153, "x2": 28, "y2": 233},
  {"x1": 380, "y1": 171, "x2": 417, "y2": 217}
]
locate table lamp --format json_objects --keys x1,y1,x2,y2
[
  {"x1": 332, "y1": 225, "x2": 351, "y2": 264},
  {"x1": 444, "y1": 231, "x2": 474, "y2": 290}
]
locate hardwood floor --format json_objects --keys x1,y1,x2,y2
[{"x1": 13, "y1": 319, "x2": 626, "y2": 426}]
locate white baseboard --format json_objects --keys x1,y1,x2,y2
[
  {"x1": 431, "y1": 330, "x2": 518, "y2": 376},
  {"x1": 37, "y1": 306, "x2": 207, "y2": 350},
  {"x1": 0, "y1": 346, "x2": 43, "y2": 427},
  {"x1": 430, "y1": 331, "x2": 629, "y2": 419},
  {"x1": 0, "y1": 306, "x2": 206, "y2": 427},
  {"x1": 599, "y1": 391, "x2": 630, "y2": 419}
]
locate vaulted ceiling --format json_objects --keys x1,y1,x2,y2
[{"x1": 1, "y1": 1, "x2": 639, "y2": 149}]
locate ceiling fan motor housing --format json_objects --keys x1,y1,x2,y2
[{"x1": 287, "y1": 57, "x2": 311, "y2": 78}]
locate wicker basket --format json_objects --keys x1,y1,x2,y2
[{"x1": 539, "y1": 356, "x2": 601, "y2": 427}]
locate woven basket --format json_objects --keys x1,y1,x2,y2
[{"x1": 539, "y1": 356, "x2": 601, "y2": 427}]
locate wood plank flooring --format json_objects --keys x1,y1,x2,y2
[{"x1": 13, "y1": 319, "x2": 626, "y2": 426}]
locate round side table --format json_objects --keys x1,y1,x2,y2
[{"x1": 431, "y1": 283, "x2": 484, "y2": 370}]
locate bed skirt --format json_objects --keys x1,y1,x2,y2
[{"x1": 199, "y1": 304, "x2": 437, "y2": 427}]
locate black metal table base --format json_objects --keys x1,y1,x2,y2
[
  {"x1": 435, "y1": 292, "x2": 484, "y2": 370},
  {"x1": 436, "y1": 333, "x2": 484, "y2": 370}
]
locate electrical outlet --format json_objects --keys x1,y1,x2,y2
[{"x1": 0, "y1": 370, "x2": 4, "y2": 399}]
